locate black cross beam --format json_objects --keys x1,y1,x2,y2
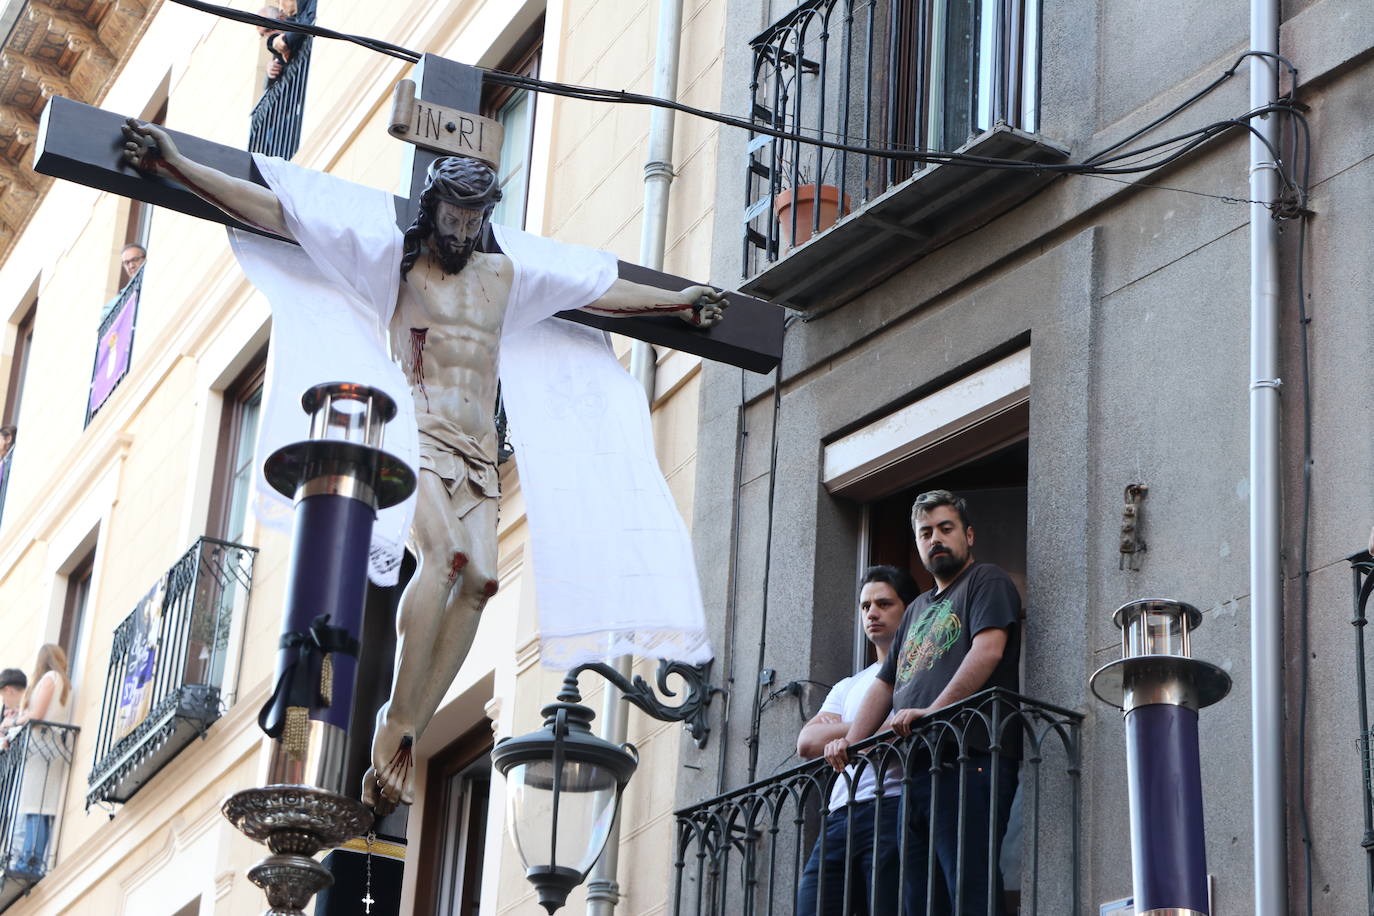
[{"x1": 32, "y1": 54, "x2": 783, "y2": 373}]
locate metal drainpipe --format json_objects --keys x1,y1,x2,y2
[
  {"x1": 585, "y1": 2, "x2": 683, "y2": 914},
  {"x1": 1248, "y1": 0, "x2": 1286, "y2": 911}
]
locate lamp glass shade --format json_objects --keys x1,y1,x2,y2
[
  {"x1": 303, "y1": 383, "x2": 395, "y2": 449},
  {"x1": 505, "y1": 758, "x2": 622, "y2": 877},
  {"x1": 1123, "y1": 607, "x2": 1187, "y2": 658}
]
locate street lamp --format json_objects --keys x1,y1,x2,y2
[{"x1": 492, "y1": 660, "x2": 719, "y2": 913}]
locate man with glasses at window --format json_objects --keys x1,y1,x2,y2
[{"x1": 119, "y1": 244, "x2": 146, "y2": 284}]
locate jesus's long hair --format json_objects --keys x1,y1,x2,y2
[{"x1": 400, "y1": 156, "x2": 503, "y2": 279}]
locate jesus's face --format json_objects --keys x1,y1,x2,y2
[{"x1": 430, "y1": 201, "x2": 486, "y2": 274}]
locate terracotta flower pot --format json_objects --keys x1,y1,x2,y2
[{"x1": 773, "y1": 183, "x2": 852, "y2": 249}]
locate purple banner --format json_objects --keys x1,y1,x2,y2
[
  {"x1": 114, "y1": 577, "x2": 165, "y2": 742},
  {"x1": 88, "y1": 282, "x2": 139, "y2": 418}
]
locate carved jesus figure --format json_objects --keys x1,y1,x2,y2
[{"x1": 121, "y1": 120, "x2": 725, "y2": 808}]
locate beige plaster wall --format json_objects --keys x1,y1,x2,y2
[{"x1": 0, "y1": 0, "x2": 721, "y2": 912}]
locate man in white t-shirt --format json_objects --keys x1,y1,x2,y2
[{"x1": 795, "y1": 565, "x2": 920, "y2": 914}]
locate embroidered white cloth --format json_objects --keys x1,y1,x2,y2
[{"x1": 228, "y1": 156, "x2": 711, "y2": 668}]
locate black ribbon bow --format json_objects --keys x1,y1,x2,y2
[{"x1": 257, "y1": 613, "x2": 361, "y2": 739}]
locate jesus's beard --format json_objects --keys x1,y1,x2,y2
[{"x1": 432, "y1": 232, "x2": 480, "y2": 275}]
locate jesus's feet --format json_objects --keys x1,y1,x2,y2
[{"x1": 362, "y1": 704, "x2": 416, "y2": 812}]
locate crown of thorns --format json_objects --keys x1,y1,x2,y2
[{"x1": 424, "y1": 156, "x2": 502, "y2": 210}]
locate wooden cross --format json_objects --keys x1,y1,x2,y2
[{"x1": 32, "y1": 54, "x2": 784, "y2": 373}]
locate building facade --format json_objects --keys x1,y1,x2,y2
[
  {"x1": 0, "y1": 0, "x2": 728, "y2": 913},
  {"x1": 676, "y1": 0, "x2": 1374, "y2": 914}
]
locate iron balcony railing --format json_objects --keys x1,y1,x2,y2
[
  {"x1": 0, "y1": 721, "x2": 78, "y2": 912},
  {"x1": 86, "y1": 267, "x2": 142, "y2": 426},
  {"x1": 673, "y1": 688, "x2": 1081, "y2": 916},
  {"x1": 743, "y1": 0, "x2": 1042, "y2": 275},
  {"x1": 86, "y1": 537, "x2": 257, "y2": 808},
  {"x1": 248, "y1": 0, "x2": 316, "y2": 160}
]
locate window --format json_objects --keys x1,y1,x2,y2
[
  {"x1": 414, "y1": 723, "x2": 493, "y2": 916},
  {"x1": 482, "y1": 20, "x2": 542, "y2": 230},
  {"x1": 742, "y1": 0, "x2": 1045, "y2": 280},
  {"x1": 123, "y1": 95, "x2": 167, "y2": 257},
  {"x1": 4, "y1": 301, "x2": 35, "y2": 428},
  {"x1": 207, "y1": 355, "x2": 265, "y2": 544},
  {"x1": 826, "y1": 348, "x2": 1030, "y2": 666},
  {"x1": 60, "y1": 550, "x2": 94, "y2": 692},
  {"x1": 248, "y1": 0, "x2": 316, "y2": 160}
]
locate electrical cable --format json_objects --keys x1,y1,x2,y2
[
  {"x1": 1295, "y1": 208, "x2": 1313, "y2": 916},
  {"x1": 745, "y1": 358, "x2": 785, "y2": 786},
  {"x1": 169, "y1": 0, "x2": 1307, "y2": 198},
  {"x1": 1286, "y1": 74, "x2": 1314, "y2": 916},
  {"x1": 166, "y1": 0, "x2": 421, "y2": 62},
  {"x1": 1084, "y1": 50, "x2": 1298, "y2": 166},
  {"x1": 715, "y1": 366, "x2": 750, "y2": 796}
]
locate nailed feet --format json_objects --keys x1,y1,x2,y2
[{"x1": 362, "y1": 704, "x2": 416, "y2": 814}]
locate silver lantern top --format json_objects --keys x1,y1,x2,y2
[
  {"x1": 301, "y1": 382, "x2": 398, "y2": 451},
  {"x1": 1090, "y1": 598, "x2": 1231, "y2": 713}
]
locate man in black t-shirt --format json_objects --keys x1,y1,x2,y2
[{"x1": 825, "y1": 489, "x2": 1021, "y2": 915}]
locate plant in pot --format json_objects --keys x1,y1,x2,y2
[{"x1": 772, "y1": 153, "x2": 852, "y2": 250}]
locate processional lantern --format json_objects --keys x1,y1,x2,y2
[
  {"x1": 223, "y1": 382, "x2": 415, "y2": 916},
  {"x1": 1090, "y1": 599, "x2": 1231, "y2": 916}
]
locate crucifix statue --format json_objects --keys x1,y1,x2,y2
[
  {"x1": 36, "y1": 54, "x2": 782, "y2": 813},
  {"x1": 121, "y1": 111, "x2": 727, "y2": 808}
]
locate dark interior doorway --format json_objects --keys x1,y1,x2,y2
[{"x1": 861, "y1": 437, "x2": 1029, "y2": 667}]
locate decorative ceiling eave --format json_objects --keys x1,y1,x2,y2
[{"x1": 0, "y1": 0, "x2": 160, "y2": 266}]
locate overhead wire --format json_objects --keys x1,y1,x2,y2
[{"x1": 168, "y1": 0, "x2": 1305, "y2": 196}]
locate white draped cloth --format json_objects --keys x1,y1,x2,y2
[{"x1": 229, "y1": 156, "x2": 711, "y2": 668}]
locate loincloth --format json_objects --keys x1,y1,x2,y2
[{"x1": 416, "y1": 411, "x2": 500, "y2": 520}]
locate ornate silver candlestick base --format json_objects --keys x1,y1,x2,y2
[{"x1": 224, "y1": 785, "x2": 373, "y2": 916}]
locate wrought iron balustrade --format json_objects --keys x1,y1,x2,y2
[
  {"x1": 743, "y1": 0, "x2": 1045, "y2": 283},
  {"x1": 86, "y1": 536, "x2": 257, "y2": 808},
  {"x1": 0, "y1": 721, "x2": 78, "y2": 912},
  {"x1": 673, "y1": 688, "x2": 1081, "y2": 915},
  {"x1": 248, "y1": 0, "x2": 316, "y2": 160}
]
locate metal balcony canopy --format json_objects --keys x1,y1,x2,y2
[{"x1": 742, "y1": 125, "x2": 1068, "y2": 311}]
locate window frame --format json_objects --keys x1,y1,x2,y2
[
  {"x1": 60, "y1": 549, "x2": 95, "y2": 692},
  {"x1": 481, "y1": 18, "x2": 543, "y2": 231},
  {"x1": 205, "y1": 352, "x2": 267, "y2": 544},
  {"x1": 4, "y1": 301, "x2": 36, "y2": 428},
  {"x1": 413, "y1": 722, "x2": 495, "y2": 916},
  {"x1": 122, "y1": 95, "x2": 168, "y2": 260}
]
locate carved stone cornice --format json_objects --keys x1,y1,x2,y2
[{"x1": 0, "y1": 0, "x2": 156, "y2": 264}]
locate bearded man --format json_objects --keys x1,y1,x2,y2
[
  {"x1": 824, "y1": 489, "x2": 1022, "y2": 915},
  {"x1": 121, "y1": 120, "x2": 723, "y2": 808}
]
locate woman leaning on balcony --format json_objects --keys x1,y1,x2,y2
[{"x1": 13, "y1": 644, "x2": 71, "y2": 873}]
